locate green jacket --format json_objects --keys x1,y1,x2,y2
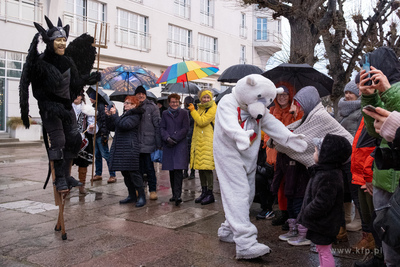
[{"x1": 361, "y1": 82, "x2": 400, "y2": 193}]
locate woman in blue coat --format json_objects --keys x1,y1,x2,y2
[
  {"x1": 160, "y1": 94, "x2": 190, "y2": 206},
  {"x1": 105, "y1": 95, "x2": 146, "y2": 207}
]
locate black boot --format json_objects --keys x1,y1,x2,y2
[
  {"x1": 120, "y1": 196, "x2": 136, "y2": 204},
  {"x1": 353, "y1": 254, "x2": 385, "y2": 267},
  {"x1": 272, "y1": 210, "x2": 289, "y2": 226},
  {"x1": 66, "y1": 176, "x2": 83, "y2": 188},
  {"x1": 53, "y1": 160, "x2": 68, "y2": 192},
  {"x1": 183, "y1": 169, "x2": 189, "y2": 179},
  {"x1": 135, "y1": 188, "x2": 146, "y2": 207},
  {"x1": 201, "y1": 190, "x2": 215, "y2": 205},
  {"x1": 195, "y1": 186, "x2": 208, "y2": 203},
  {"x1": 188, "y1": 169, "x2": 195, "y2": 180}
]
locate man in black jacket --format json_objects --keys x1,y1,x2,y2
[{"x1": 89, "y1": 91, "x2": 116, "y2": 183}]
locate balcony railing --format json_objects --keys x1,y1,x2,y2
[
  {"x1": 254, "y1": 30, "x2": 282, "y2": 44},
  {"x1": 115, "y1": 26, "x2": 151, "y2": 52},
  {"x1": 167, "y1": 40, "x2": 194, "y2": 60},
  {"x1": 63, "y1": 12, "x2": 109, "y2": 45},
  {"x1": 0, "y1": 0, "x2": 43, "y2": 24},
  {"x1": 239, "y1": 25, "x2": 247, "y2": 39},
  {"x1": 200, "y1": 11, "x2": 214, "y2": 27},
  {"x1": 174, "y1": 0, "x2": 190, "y2": 20},
  {"x1": 197, "y1": 47, "x2": 219, "y2": 65}
]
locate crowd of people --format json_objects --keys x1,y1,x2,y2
[{"x1": 19, "y1": 17, "x2": 400, "y2": 265}]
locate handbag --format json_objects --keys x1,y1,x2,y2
[
  {"x1": 151, "y1": 149, "x2": 163, "y2": 163},
  {"x1": 373, "y1": 185, "x2": 400, "y2": 250}
]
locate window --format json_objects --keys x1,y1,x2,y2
[
  {"x1": 0, "y1": 0, "x2": 43, "y2": 23},
  {"x1": 174, "y1": 0, "x2": 190, "y2": 19},
  {"x1": 239, "y1": 13, "x2": 247, "y2": 38},
  {"x1": 116, "y1": 9, "x2": 150, "y2": 51},
  {"x1": 0, "y1": 50, "x2": 26, "y2": 131},
  {"x1": 198, "y1": 34, "x2": 218, "y2": 65},
  {"x1": 240, "y1": 46, "x2": 246, "y2": 64},
  {"x1": 256, "y1": 17, "x2": 267, "y2": 41},
  {"x1": 200, "y1": 0, "x2": 214, "y2": 27},
  {"x1": 64, "y1": 0, "x2": 107, "y2": 39},
  {"x1": 167, "y1": 25, "x2": 193, "y2": 59}
]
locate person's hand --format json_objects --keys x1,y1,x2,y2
[
  {"x1": 362, "y1": 182, "x2": 373, "y2": 196},
  {"x1": 188, "y1": 103, "x2": 195, "y2": 111},
  {"x1": 289, "y1": 101, "x2": 298, "y2": 118},
  {"x1": 88, "y1": 124, "x2": 95, "y2": 131},
  {"x1": 359, "y1": 67, "x2": 391, "y2": 95},
  {"x1": 86, "y1": 71, "x2": 101, "y2": 85},
  {"x1": 166, "y1": 137, "x2": 177, "y2": 146},
  {"x1": 362, "y1": 107, "x2": 391, "y2": 135}
]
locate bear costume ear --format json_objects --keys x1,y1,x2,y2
[
  {"x1": 276, "y1": 87, "x2": 284, "y2": 94},
  {"x1": 246, "y1": 75, "x2": 257, "y2": 86}
]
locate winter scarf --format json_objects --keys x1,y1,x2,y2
[
  {"x1": 338, "y1": 97, "x2": 361, "y2": 117},
  {"x1": 275, "y1": 102, "x2": 354, "y2": 167},
  {"x1": 168, "y1": 106, "x2": 181, "y2": 117}
]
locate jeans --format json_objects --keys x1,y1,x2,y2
[
  {"x1": 287, "y1": 197, "x2": 304, "y2": 219},
  {"x1": 139, "y1": 153, "x2": 157, "y2": 192},
  {"x1": 95, "y1": 136, "x2": 115, "y2": 177}
]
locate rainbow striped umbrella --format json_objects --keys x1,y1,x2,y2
[{"x1": 157, "y1": 60, "x2": 219, "y2": 84}]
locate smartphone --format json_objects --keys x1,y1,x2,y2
[
  {"x1": 363, "y1": 105, "x2": 377, "y2": 113},
  {"x1": 362, "y1": 54, "x2": 372, "y2": 86}
]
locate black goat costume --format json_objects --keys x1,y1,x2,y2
[{"x1": 19, "y1": 16, "x2": 98, "y2": 191}]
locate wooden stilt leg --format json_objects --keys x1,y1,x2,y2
[{"x1": 50, "y1": 161, "x2": 69, "y2": 240}]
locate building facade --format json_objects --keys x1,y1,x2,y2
[{"x1": 0, "y1": 0, "x2": 282, "y2": 131}]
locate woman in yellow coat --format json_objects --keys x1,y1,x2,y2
[{"x1": 188, "y1": 89, "x2": 217, "y2": 205}]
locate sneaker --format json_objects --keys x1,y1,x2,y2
[
  {"x1": 256, "y1": 210, "x2": 273, "y2": 220},
  {"x1": 265, "y1": 211, "x2": 275, "y2": 220},
  {"x1": 287, "y1": 236, "x2": 311, "y2": 246},
  {"x1": 279, "y1": 230, "x2": 298, "y2": 241},
  {"x1": 149, "y1": 191, "x2": 158, "y2": 200}
]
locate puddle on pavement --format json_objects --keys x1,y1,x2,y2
[
  {"x1": 68, "y1": 192, "x2": 103, "y2": 203},
  {"x1": 0, "y1": 200, "x2": 58, "y2": 214}
]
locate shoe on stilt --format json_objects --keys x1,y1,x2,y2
[
  {"x1": 287, "y1": 224, "x2": 311, "y2": 246},
  {"x1": 236, "y1": 243, "x2": 271, "y2": 259},
  {"x1": 279, "y1": 219, "x2": 298, "y2": 241},
  {"x1": 195, "y1": 186, "x2": 208, "y2": 203},
  {"x1": 201, "y1": 190, "x2": 215, "y2": 205},
  {"x1": 55, "y1": 177, "x2": 68, "y2": 192},
  {"x1": 66, "y1": 176, "x2": 83, "y2": 188}
]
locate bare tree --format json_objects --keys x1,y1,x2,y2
[{"x1": 241, "y1": 0, "x2": 400, "y2": 102}]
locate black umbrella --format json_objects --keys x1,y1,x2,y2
[
  {"x1": 86, "y1": 86, "x2": 113, "y2": 106},
  {"x1": 262, "y1": 63, "x2": 333, "y2": 97},
  {"x1": 215, "y1": 87, "x2": 232, "y2": 104},
  {"x1": 218, "y1": 64, "x2": 264, "y2": 83},
  {"x1": 165, "y1": 82, "x2": 200, "y2": 95}
]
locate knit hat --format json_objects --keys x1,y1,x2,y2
[
  {"x1": 343, "y1": 80, "x2": 359, "y2": 97},
  {"x1": 135, "y1": 86, "x2": 146, "y2": 95},
  {"x1": 199, "y1": 89, "x2": 212, "y2": 100}
]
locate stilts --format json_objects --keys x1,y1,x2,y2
[{"x1": 50, "y1": 161, "x2": 69, "y2": 240}]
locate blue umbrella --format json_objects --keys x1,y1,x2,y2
[{"x1": 100, "y1": 65, "x2": 159, "y2": 101}]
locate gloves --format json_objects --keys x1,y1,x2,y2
[
  {"x1": 166, "y1": 137, "x2": 177, "y2": 146},
  {"x1": 235, "y1": 129, "x2": 254, "y2": 151},
  {"x1": 188, "y1": 103, "x2": 195, "y2": 111},
  {"x1": 86, "y1": 71, "x2": 101, "y2": 85},
  {"x1": 285, "y1": 134, "x2": 307, "y2": 152}
]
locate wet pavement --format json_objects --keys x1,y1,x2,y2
[{"x1": 0, "y1": 144, "x2": 365, "y2": 266}]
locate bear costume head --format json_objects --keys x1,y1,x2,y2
[{"x1": 232, "y1": 74, "x2": 283, "y2": 120}]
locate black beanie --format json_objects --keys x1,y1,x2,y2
[{"x1": 135, "y1": 86, "x2": 146, "y2": 95}]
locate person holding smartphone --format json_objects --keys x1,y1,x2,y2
[{"x1": 358, "y1": 46, "x2": 400, "y2": 267}]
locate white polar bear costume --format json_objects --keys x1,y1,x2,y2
[{"x1": 213, "y1": 74, "x2": 307, "y2": 259}]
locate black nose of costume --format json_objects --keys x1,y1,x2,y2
[{"x1": 256, "y1": 114, "x2": 263, "y2": 120}]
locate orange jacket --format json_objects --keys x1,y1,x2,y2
[
  {"x1": 264, "y1": 82, "x2": 303, "y2": 166},
  {"x1": 351, "y1": 118, "x2": 376, "y2": 185}
]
